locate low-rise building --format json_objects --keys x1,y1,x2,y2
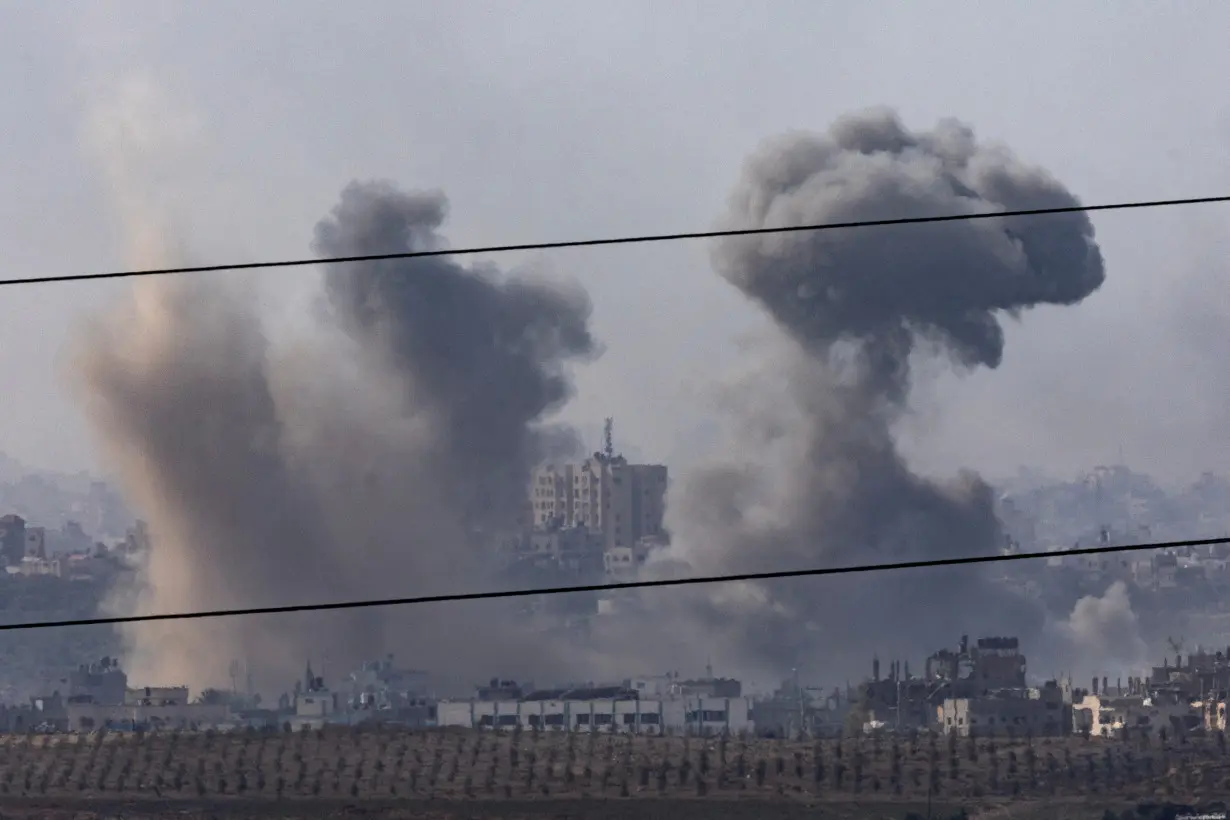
[
  {"x1": 69, "y1": 657, "x2": 127, "y2": 704},
  {"x1": 438, "y1": 687, "x2": 752, "y2": 735},
  {"x1": 1072, "y1": 692, "x2": 1200, "y2": 737},
  {"x1": 7, "y1": 556, "x2": 62, "y2": 577},
  {"x1": 126, "y1": 685, "x2": 189, "y2": 706},
  {"x1": 938, "y1": 684, "x2": 1070, "y2": 737},
  {"x1": 64, "y1": 700, "x2": 229, "y2": 732}
]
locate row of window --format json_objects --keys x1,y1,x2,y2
[
  {"x1": 477, "y1": 712, "x2": 662, "y2": 727},
  {"x1": 474, "y1": 710, "x2": 728, "y2": 727}
]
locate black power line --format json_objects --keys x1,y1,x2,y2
[
  {"x1": 3, "y1": 535, "x2": 1223, "y2": 633},
  {"x1": 6, "y1": 194, "x2": 1229, "y2": 288}
]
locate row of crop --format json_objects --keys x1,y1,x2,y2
[{"x1": 0, "y1": 726, "x2": 1222, "y2": 800}]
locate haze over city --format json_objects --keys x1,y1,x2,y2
[{"x1": 0, "y1": 4, "x2": 1229, "y2": 817}]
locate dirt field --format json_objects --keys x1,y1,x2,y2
[{"x1": 0, "y1": 725, "x2": 1224, "y2": 818}]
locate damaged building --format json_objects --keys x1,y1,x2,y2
[{"x1": 855, "y1": 635, "x2": 1070, "y2": 737}]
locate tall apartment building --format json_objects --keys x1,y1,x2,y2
[{"x1": 527, "y1": 455, "x2": 667, "y2": 549}]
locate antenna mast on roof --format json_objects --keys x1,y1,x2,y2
[{"x1": 603, "y1": 417, "x2": 615, "y2": 461}]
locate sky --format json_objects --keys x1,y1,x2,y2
[{"x1": 2, "y1": 0, "x2": 1229, "y2": 487}]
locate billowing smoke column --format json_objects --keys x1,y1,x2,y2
[
  {"x1": 1063, "y1": 582, "x2": 1147, "y2": 670},
  {"x1": 76, "y1": 180, "x2": 596, "y2": 691},
  {"x1": 316, "y1": 181, "x2": 596, "y2": 529},
  {"x1": 608, "y1": 108, "x2": 1110, "y2": 681}
]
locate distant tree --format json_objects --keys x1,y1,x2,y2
[{"x1": 987, "y1": 736, "x2": 1000, "y2": 792}]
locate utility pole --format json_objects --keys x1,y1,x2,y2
[
  {"x1": 896, "y1": 677, "x2": 902, "y2": 732},
  {"x1": 793, "y1": 667, "x2": 804, "y2": 737}
]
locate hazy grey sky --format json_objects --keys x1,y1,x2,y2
[{"x1": 2, "y1": 0, "x2": 1228, "y2": 484}]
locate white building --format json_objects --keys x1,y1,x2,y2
[
  {"x1": 63, "y1": 683, "x2": 224, "y2": 731},
  {"x1": 437, "y1": 694, "x2": 751, "y2": 735},
  {"x1": 8, "y1": 556, "x2": 61, "y2": 577},
  {"x1": 296, "y1": 688, "x2": 338, "y2": 718},
  {"x1": 1071, "y1": 693, "x2": 1200, "y2": 737},
  {"x1": 126, "y1": 686, "x2": 189, "y2": 706},
  {"x1": 527, "y1": 456, "x2": 668, "y2": 550}
]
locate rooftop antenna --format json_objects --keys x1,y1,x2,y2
[{"x1": 603, "y1": 417, "x2": 615, "y2": 461}]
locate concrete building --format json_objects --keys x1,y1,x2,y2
[
  {"x1": 68, "y1": 658, "x2": 128, "y2": 704},
  {"x1": 526, "y1": 527, "x2": 606, "y2": 574},
  {"x1": 9, "y1": 556, "x2": 61, "y2": 576},
  {"x1": 602, "y1": 543, "x2": 649, "y2": 580},
  {"x1": 340, "y1": 654, "x2": 430, "y2": 710},
  {"x1": 126, "y1": 685, "x2": 189, "y2": 706},
  {"x1": 437, "y1": 688, "x2": 752, "y2": 735},
  {"x1": 753, "y1": 677, "x2": 850, "y2": 739},
  {"x1": 527, "y1": 455, "x2": 668, "y2": 550},
  {"x1": 295, "y1": 688, "x2": 338, "y2": 719},
  {"x1": 938, "y1": 684, "x2": 1070, "y2": 737},
  {"x1": 0, "y1": 514, "x2": 25, "y2": 566},
  {"x1": 925, "y1": 635, "x2": 1027, "y2": 695},
  {"x1": 65, "y1": 700, "x2": 229, "y2": 731},
  {"x1": 1072, "y1": 691, "x2": 1200, "y2": 737}
]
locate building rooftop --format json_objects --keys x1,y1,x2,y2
[{"x1": 521, "y1": 686, "x2": 639, "y2": 702}]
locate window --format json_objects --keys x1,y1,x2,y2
[
  {"x1": 639, "y1": 713, "x2": 660, "y2": 725},
  {"x1": 545, "y1": 714, "x2": 564, "y2": 726},
  {"x1": 575, "y1": 714, "x2": 590, "y2": 725},
  {"x1": 622, "y1": 713, "x2": 637, "y2": 725},
  {"x1": 594, "y1": 714, "x2": 613, "y2": 725}
]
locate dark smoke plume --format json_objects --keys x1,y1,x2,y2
[
  {"x1": 316, "y1": 181, "x2": 597, "y2": 529},
  {"x1": 76, "y1": 178, "x2": 596, "y2": 692},
  {"x1": 598, "y1": 108, "x2": 1109, "y2": 683}
]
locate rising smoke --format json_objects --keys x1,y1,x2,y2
[
  {"x1": 596, "y1": 108, "x2": 1120, "y2": 684},
  {"x1": 74, "y1": 82, "x2": 598, "y2": 692},
  {"x1": 79, "y1": 93, "x2": 1140, "y2": 692},
  {"x1": 1062, "y1": 582, "x2": 1148, "y2": 671}
]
